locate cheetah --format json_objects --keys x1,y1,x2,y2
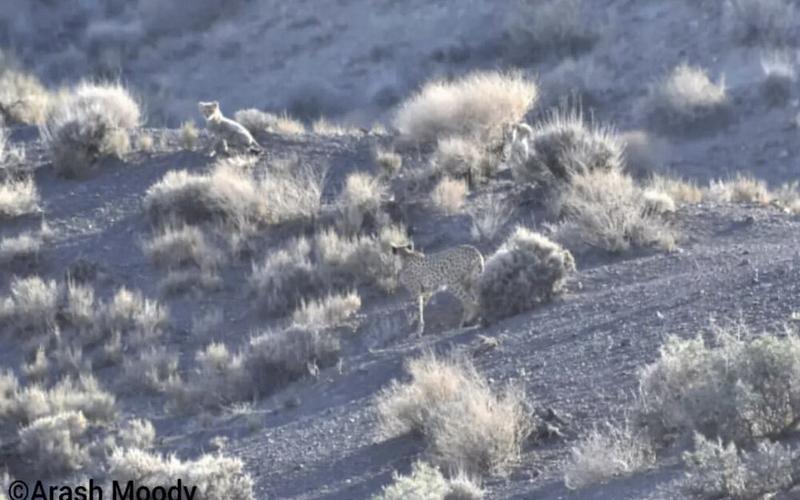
[
  {"x1": 392, "y1": 243, "x2": 484, "y2": 335},
  {"x1": 198, "y1": 101, "x2": 262, "y2": 157}
]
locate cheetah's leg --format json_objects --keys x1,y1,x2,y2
[{"x1": 416, "y1": 293, "x2": 425, "y2": 336}]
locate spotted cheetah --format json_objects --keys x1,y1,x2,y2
[
  {"x1": 392, "y1": 243, "x2": 484, "y2": 335},
  {"x1": 198, "y1": 101, "x2": 262, "y2": 157}
]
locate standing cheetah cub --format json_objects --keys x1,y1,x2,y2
[
  {"x1": 198, "y1": 101, "x2": 262, "y2": 156},
  {"x1": 392, "y1": 243, "x2": 484, "y2": 335}
]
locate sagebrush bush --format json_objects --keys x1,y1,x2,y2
[
  {"x1": 0, "y1": 63, "x2": 53, "y2": 125},
  {"x1": 233, "y1": 108, "x2": 305, "y2": 136},
  {"x1": 479, "y1": 227, "x2": 575, "y2": 322},
  {"x1": 707, "y1": 174, "x2": 771, "y2": 204},
  {"x1": 724, "y1": 0, "x2": 796, "y2": 46},
  {"x1": 18, "y1": 410, "x2": 89, "y2": 474},
  {"x1": 249, "y1": 237, "x2": 323, "y2": 317},
  {"x1": 0, "y1": 177, "x2": 39, "y2": 218},
  {"x1": 142, "y1": 224, "x2": 221, "y2": 271},
  {"x1": 117, "y1": 418, "x2": 156, "y2": 450},
  {"x1": 638, "y1": 327, "x2": 800, "y2": 444},
  {"x1": 431, "y1": 177, "x2": 468, "y2": 215},
  {"x1": 432, "y1": 136, "x2": 495, "y2": 186},
  {"x1": 563, "y1": 421, "x2": 655, "y2": 490},
  {"x1": 0, "y1": 231, "x2": 42, "y2": 265},
  {"x1": 0, "y1": 275, "x2": 59, "y2": 335},
  {"x1": 376, "y1": 352, "x2": 531, "y2": 476},
  {"x1": 550, "y1": 169, "x2": 678, "y2": 253},
  {"x1": 143, "y1": 163, "x2": 266, "y2": 226},
  {"x1": 647, "y1": 174, "x2": 704, "y2": 205},
  {"x1": 108, "y1": 447, "x2": 255, "y2": 500},
  {"x1": 40, "y1": 81, "x2": 141, "y2": 176},
  {"x1": 760, "y1": 51, "x2": 797, "y2": 106},
  {"x1": 506, "y1": 0, "x2": 596, "y2": 57},
  {"x1": 512, "y1": 108, "x2": 624, "y2": 187},
  {"x1": 337, "y1": 172, "x2": 388, "y2": 233},
  {"x1": 373, "y1": 461, "x2": 484, "y2": 500},
  {"x1": 469, "y1": 194, "x2": 515, "y2": 242},
  {"x1": 180, "y1": 121, "x2": 199, "y2": 150},
  {"x1": 123, "y1": 347, "x2": 180, "y2": 394},
  {"x1": 291, "y1": 291, "x2": 361, "y2": 330},
  {"x1": 312, "y1": 117, "x2": 361, "y2": 137},
  {"x1": 374, "y1": 147, "x2": 403, "y2": 177},
  {"x1": 259, "y1": 159, "x2": 326, "y2": 225},
  {"x1": 4, "y1": 374, "x2": 116, "y2": 427},
  {"x1": 643, "y1": 64, "x2": 730, "y2": 136},
  {"x1": 682, "y1": 433, "x2": 797, "y2": 499},
  {"x1": 394, "y1": 71, "x2": 538, "y2": 144}
]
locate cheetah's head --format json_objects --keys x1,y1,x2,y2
[
  {"x1": 198, "y1": 101, "x2": 220, "y2": 119},
  {"x1": 391, "y1": 242, "x2": 423, "y2": 259}
]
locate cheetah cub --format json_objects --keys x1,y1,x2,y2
[
  {"x1": 198, "y1": 101, "x2": 262, "y2": 156},
  {"x1": 392, "y1": 243, "x2": 484, "y2": 335}
]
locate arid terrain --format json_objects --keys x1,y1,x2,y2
[{"x1": 3, "y1": 1, "x2": 800, "y2": 499}]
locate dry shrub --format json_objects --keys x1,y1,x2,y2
[
  {"x1": 374, "y1": 147, "x2": 403, "y2": 177},
  {"x1": 0, "y1": 232, "x2": 42, "y2": 265},
  {"x1": 707, "y1": 174, "x2": 771, "y2": 204},
  {"x1": 512, "y1": 107, "x2": 624, "y2": 188},
  {"x1": 376, "y1": 352, "x2": 531, "y2": 476},
  {"x1": 18, "y1": 410, "x2": 89, "y2": 474},
  {"x1": 643, "y1": 64, "x2": 730, "y2": 136},
  {"x1": 373, "y1": 461, "x2": 484, "y2": 500},
  {"x1": 142, "y1": 224, "x2": 221, "y2": 271},
  {"x1": 337, "y1": 171, "x2": 388, "y2": 233},
  {"x1": 682, "y1": 433, "x2": 797, "y2": 499},
  {"x1": 394, "y1": 71, "x2": 538, "y2": 145},
  {"x1": 0, "y1": 177, "x2": 40, "y2": 218},
  {"x1": 638, "y1": 327, "x2": 800, "y2": 445},
  {"x1": 647, "y1": 174, "x2": 704, "y2": 205},
  {"x1": 123, "y1": 346, "x2": 180, "y2": 394},
  {"x1": 469, "y1": 194, "x2": 515, "y2": 242},
  {"x1": 291, "y1": 291, "x2": 361, "y2": 330},
  {"x1": 760, "y1": 51, "x2": 797, "y2": 106},
  {"x1": 550, "y1": 169, "x2": 678, "y2": 253},
  {"x1": 0, "y1": 276, "x2": 59, "y2": 335},
  {"x1": 431, "y1": 177, "x2": 468, "y2": 215},
  {"x1": 108, "y1": 447, "x2": 255, "y2": 500},
  {"x1": 234, "y1": 109, "x2": 305, "y2": 136},
  {"x1": 249, "y1": 237, "x2": 323, "y2": 317},
  {"x1": 432, "y1": 136, "x2": 495, "y2": 186},
  {"x1": 260, "y1": 158, "x2": 326, "y2": 225},
  {"x1": 180, "y1": 120, "x2": 199, "y2": 150},
  {"x1": 0, "y1": 61, "x2": 53, "y2": 125},
  {"x1": 312, "y1": 117, "x2": 361, "y2": 137},
  {"x1": 563, "y1": 421, "x2": 655, "y2": 489},
  {"x1": 479, "y1": 227, "x2": 575, "y2": 322},
  {"x1": 143, "y1": 163, "x2": 266, "y2": 226},
  {"x1": 40, "y1": 81, "x2": 141, "y2": 177}
]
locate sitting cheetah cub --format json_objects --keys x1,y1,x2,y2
[
  {"x1": 198, "y1": 101, "x2": 262, "y2": 157},
  {"x1": 392, "y1": 243, "x2": 484, "y2": 335}
]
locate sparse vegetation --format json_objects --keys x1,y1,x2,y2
[
  {"x1": 291, "y1": 291, "x2": 361, "y2": 330},
  {"x1": 432, "y1": 136, "x2": 495, "y2": 186},
  {"x1": 564, "y1": 421, "x2": 655, "y2": 489},
  {"x1": 234, "y1": 108, "x2": 305, "y2": 136},
  {"x1": 549, "y1": 169, "x2": 678, "y2": 253},
  {"x1": 511, "y1": 108, "x2": 624, "y2": 188},
  {"x1": 0, "y1": 178, "x2": 39, "y2": 218},
  {"x1": 376, "y1": 352, "x2": 531, "y2": 476},
  {"x1": 760, "y1": 51, "x2": 796, "y2": 106},
  {"x1": 180, "y1": 120, "x2": 199, "y2": 150},
  {"x1": 638, "y1": 326, "x2": 800, "y2": 444},
  {"x1": 0, "y1": 231, "x2": 42, "y2": 265},
  {"x1": 374, "y1": 147, "x2": 403, "y2": 177},
  {"x1": 0, "y1": 58, "x2": 53, "y2": 125},
  {"x1": 479, "y1": 227, "x2": 575, "y2": 322},
  {"x1": 18, "y1": 410, "x2": 90, "y2": 474},
  {"x1": 40, "y1": 81, "x2": 141, "y2": 177},
  {"x1": 373, "y1": 461, "x2": 484, "y2": 500},
  {"x1": 643, "y1": 64, "x2": 730, "y2": 136},
  {"x1": 337, "y1": 171, "x2": 388, "y2": 233},
  {"x1": 142, "y1": 224, "x2": 221, "y2": 271},
  {"x1": 108, "y1": 447, "x2": 255, "y2": 500},
  {"x1": 394, "y1": 71, "x2": 538, "y2": 145},
  {"x1": 683, "y1": 433, "x2": 797, "y2": 499},
  {"x1": 431, "y1": 177, "x2": 467, "y2": 215},
  {"x1": 312, "y1": 117, "x2": 361, "y2": 136}
]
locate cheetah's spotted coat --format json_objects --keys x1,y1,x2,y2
[{"x1": 393, "y1": 244, "x2": 484, "y2": 334}]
